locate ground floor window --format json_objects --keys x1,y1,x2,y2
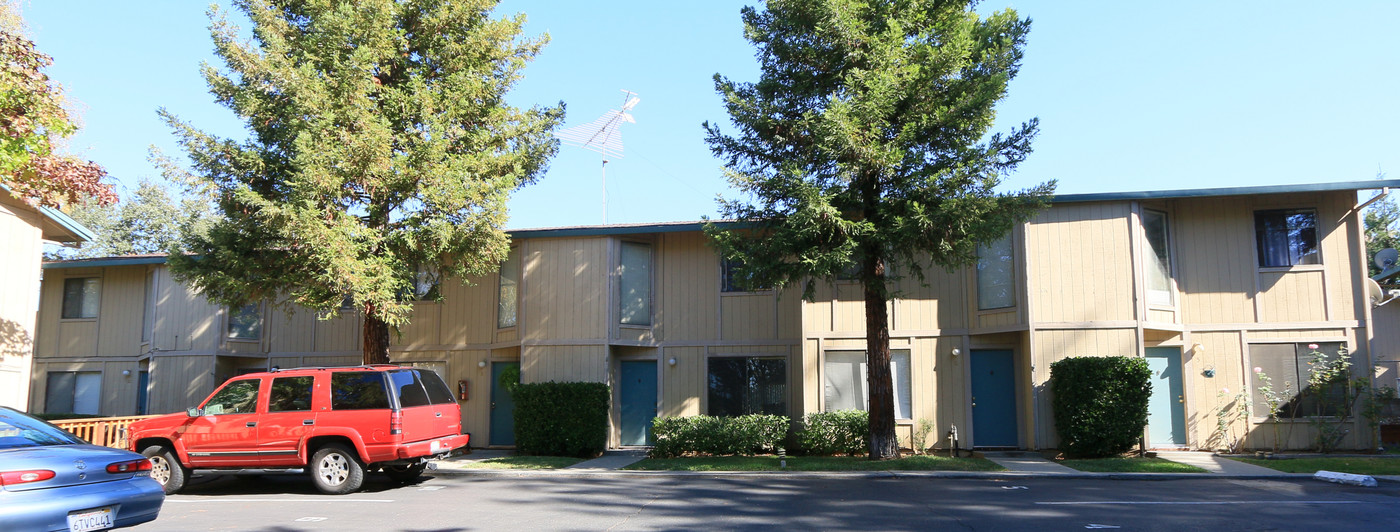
[
  {"x1": 708, "y1": 356, "x2": 787, "y2": 416},
  {"x1": 45, "y1": 371, "x2": 102, "y2": 415},
  {"x1": 823, "y1": 350, "x2": 912, "y2": 419},
  {"x1": 1249, "y1": 342, "x2": 1349, "y2": 418}
]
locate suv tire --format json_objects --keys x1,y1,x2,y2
[
  {"x1": 141, "y1": 444, "x2": 187, "y2": 494},
  {"x1": 310, "y1": 443, "x2": 364, "y2": 494},
  {"x1": 383, "y1": 462, "x2": 427, "y2": 483}
]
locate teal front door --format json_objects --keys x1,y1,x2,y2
[
  {"x1": 619, "y1": 360, "x2": 658, "y2": 446},
  {"x1": 1146, "y1": 348, "x2": 1186, "y2": 446},
  {"x1": 489, "y1": 362, "x2": 518, "y2": 446},
  {"x1": 970, "y1": 349, "x2": 1018, "y2": 447}
]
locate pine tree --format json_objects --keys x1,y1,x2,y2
[
  {"x1": 47, "y1": 179, "x2": 215, "y2": 261},
  {"x1": 165, "y1": 0, "x2": 563, "y2": 364},
  {"x1": 705, "y1": 0, "x2": 1054, "y2": 459}
]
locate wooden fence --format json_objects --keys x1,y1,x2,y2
[{"x1": 52, "y1": 415, "x2": 158, "y2": 449}]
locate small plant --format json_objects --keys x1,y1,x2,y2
[
  {"x1": 799, "y1": 410, "x2": 867, "y2": 456},
  {"x1": 1211, "y1": 387, "x2": 1250, "y2": 454},
  {"x1": 910, "y1": 418, "x2": 936, "y2": 455},
  {"x1": 1303, "y1": 345, "x2": 1354, "y2": 453},
  {"x1": 1251, "y1": 367, "x2": 1296, "y2": 453}
]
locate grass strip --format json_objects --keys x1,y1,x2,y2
[
  {"x1": 1230, "y1": 457, "x2": 1400, "y2": 475},
  {"x1": 1057, "y1": 457, "x2": 1207, "y2": 473},
  {"x1": 624, "y1": 455, "x2": 1004, "y2": 472}
]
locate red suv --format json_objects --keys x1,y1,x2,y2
[{"x1": 127, "y1": 365, "x2": 470, "y2": 494}]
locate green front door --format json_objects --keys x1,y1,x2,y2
[
  {"x1": 1146, "y1": 348, "x2": 1186, "y2": 447},
  {"x1": 619, "y1": 360, "x2": 658, "y2": 446}
]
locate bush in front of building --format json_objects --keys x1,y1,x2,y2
[
  {"x1": 511, "y1": 381, "x2": 610, "y2": 458},
  {"x1": 1050, "y1": 356, "x2": 1153, "y2": 458},
  {"x1": 798, "y1": 409, "x2": 868, "y2": 456},
  {"x1": 649, "y1": 414, "x2": 788, "y2": 458}
]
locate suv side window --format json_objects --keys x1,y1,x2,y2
[
  {"x1": 418, "y1": 370, "x2": 457, "y2": 405},
  {"x1": 203, "y1": 379, "x2": 261, "y2": 415},
  {"x1": 268, "y1": 376, "x2": 314, "y2": 412},
  {"x1": 388, "y1": 370, "x2": 431, "y2": 408},
  {"x1": 331, "y1": 372, "x2": 390, "y2": 410}
]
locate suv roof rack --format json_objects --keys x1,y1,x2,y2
[{"x1": 267, "y1": 364, "x2": 405, "y2": 373}]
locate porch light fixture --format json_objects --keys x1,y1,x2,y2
[
  {"x1": 950, "y1": 348, "x2": 961, "y2": 357},
  {"x1": 478, "y1": 361, "x2": 488, "y2": 368},
  {"x1": 668, "y1": 357, "x2": 677, "y2": 367}
]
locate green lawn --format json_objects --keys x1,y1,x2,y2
[
  {"x1": 1057, "y1": 457, "x2": 1207, "y2": 473},
  {"x1": 624, "y1": 455, "x2": 1004, "y2": 472},
  {"x1": 1231, "y1": 457, "x2": 1400, "y2": 475},
  {"x1": 454, "y1": 456, "x2": 587, "y2": 469}
]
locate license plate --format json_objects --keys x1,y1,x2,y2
[
  {"x1": 68, "y1": 506, "x2": 114, "y2": 532},
  {"x1": 430, "y1": 440, "x2": 442, "y2": 452}
]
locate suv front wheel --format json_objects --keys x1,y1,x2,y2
[
  {"x1": 309, "y1": 443, "x2": 365, "y2": 494},
  {"x1": 141, "y1": 444, "x2": 188, "y2": 495}
]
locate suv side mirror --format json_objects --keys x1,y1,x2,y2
[{"x1": 186, "y1": 407, "x2": 202, "y2": 418}]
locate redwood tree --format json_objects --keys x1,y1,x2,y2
[
  {"x1": 166, "y1": 0, "x2": 562, "y2": 364},
  {"x1": 705, "y1": 0, "x2": 1053, "y2": 459}
]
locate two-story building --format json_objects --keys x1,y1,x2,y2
[{"x1": 31, "y1": 180, "x2": 1398, "y2": 451}]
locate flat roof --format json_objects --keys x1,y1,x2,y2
[{"x1": 43, "y1": 179, "x2": 1398, "y2": 268}]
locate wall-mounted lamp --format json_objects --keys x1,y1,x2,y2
[
  {"x1": 668, "y1": 357, "x2": 677, "y2": 367},
  {"x1": 1191, "y1": 343, "x2": 1205, "y2": 355},
  {"x1": 122, "y1": 370, "x2": 131, "y2": 376},
  {"x1": 950, "y1": 348, "x2": 961, "y2": 357},
  {"x1": 478, "y1": 361, "x2": 488, "y2": 368}
]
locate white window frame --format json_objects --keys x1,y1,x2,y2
[{"x1": 822, "y1": 350, "x2": 913, "y2": 420}]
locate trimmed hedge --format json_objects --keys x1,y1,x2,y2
[
  {"x1": 799, "y1": 410, "x2": 868, "y2": 456},
  {"x1": 650, "y1": 414, "x2": 788, "y2": 458},
  {"x1": 512, "y1": 381, "x2": 610, "y2": 458},
  {"x1": 1050, "y1": 356, "x2": 1153, "y2": 458}
]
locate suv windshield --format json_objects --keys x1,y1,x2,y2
[{"x1": 0, "y1": 407, "x2": 84, "y2": 449}]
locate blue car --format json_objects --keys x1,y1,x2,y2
[{"x1": 0, "y1": 407, "x2": 164, "y2": 531}]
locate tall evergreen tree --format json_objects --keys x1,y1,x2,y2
[
  {"x1": 705, "y1": 0, "x2": 1054, "y2": 459},
  {"x1": 166, "y1": 0, "x2": 563, "y2": 364}
]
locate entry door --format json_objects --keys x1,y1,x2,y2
[
  {"x1": 1146, "y1": 347, "x2": 1186, "y2": 447},
  {"x1": 489, "y1": 362, "x2": 518, "y2": 446},
  {"x1": 619, "y1": 360, "x2": 658, "y2": 446},
  {"x1": 970, "y1": 350, "x2": 1018, "y2": 447}
]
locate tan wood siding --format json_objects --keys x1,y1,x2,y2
[
  {"x1": 1174, "y1": 197, "x2": 1258, "y2": 323},
  {"x1": 0, "y1": 201, "x2": 42, "y2": 408},
  {"x1": 1257, "y1": 270, "x2": 1327, "y2": 323},
  {"x1": 95, "y1": 267, "x2": 144, "y2": 357},
  {"x1": 522, "y1": 238, "x2": 607, "y2": 341},
  {"x1": 522, "y1": 345, "x2": 607, "y2": 383},
  {"x1": 721, "y1": 294, "x2": 778, "y2": 341},
  {"x1": 152, "y1": 267, "x2": 220, "y2": 353},
  {"x1": 147, "y1": 355, "x2": 215, "y2": 415},
  {"x1": 656, "y1": 232, "x2": 718, "y2": 342},
  {"x1": 1027, "y1": 203, "x2": 1135, "y2": 323},
  {"x1": 393, "y1": 302, "x2": 442, "y2": 348},
  {"x1": 313, "y1": 313, "x2": 361, "y2": 353},
  {"x1": 268, "y1": 306, "x2": 315, "y2": 353},
  {"x1": 661, "y1": 346, "x2": 705, "y2": 417},
  {"x1": 440, "y1": 276, "x2": 499, "y2": 346}
]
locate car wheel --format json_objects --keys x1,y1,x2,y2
[
  {"x1": 141, "y1": 445, "x2": 187, "y2": 494},
  {"x1": 310, "y1": 443, "x2": 364, "y2": 494},
  {"x1": 382, "y1": 462, "x2": 427, "y2": 483}
]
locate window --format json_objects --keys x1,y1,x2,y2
[
  {"x1": 141, "y1": 271, "x2": 156, "y2": 342},
  {"x1": 412, "y1": 266, "x2": 441, "y2": 300},
  {"x1": 331, "y1": 372, "x2": 390, "y2": 410},
  {"x1": 1143, "y1": 210, "x2": 1173, "y2": 305},
  {"x1": 268, "y1": 376, "x2": 314, "y2": 412},
  {"x1": 61, "y1": 277, "x2": 100, "y2": 319},
  {"x1": 619, "y1": 242, "x2": 652, "y2": 326},
  {"x1": 1256, "y1": 209, "x2": 1318, "y2": 267},
  {"x1": 498, "y1": 247, "x2": 519, "y2": 328},
  {"x1": 707, "y1": 356, "x2": 787, "y2": 416},
  {"x1": 721, "y1": 258, "x2": 768, "y2": 293},
  {"x1": 44, "y1": 371, "x2": 101, "y2": 415},
  {"x1": 824, "y1": 350, "x2": 912, "y2": 419},
  {"x1": 227, "y1": 303, "x2": 262, "y2": 340},
  {"x1": 976, "y1": 235, "x2": 1015, "y2": 310},
  {"x1": 202, "y1": 379, "x2": 260, "y2": 415},
  {"x1": 1249, "y1": 342, "x2": 1349, "y2": 418},
  {"x1": 388, "y1": 369, "x2": 432, "y2": 408}
]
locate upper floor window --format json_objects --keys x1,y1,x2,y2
[
  {"x1": 619, "y1": 241, "x2": 652, "y2": 326},
  {"x1": 227, "y1": 303, "x2": 262, "y2": 340},
  {"x1": 976, "y1": 235, "x2": 1015, "y2": 310},
  {"x1": 1255, "y1": 209, "x2": 1318, "y2": 267},
  {"x1": 61, "y1": 277, "x2": 100, "y2": 319},
  {"x1": 1143, "y1": 210, "x2": 1174, "y2": 305},
  {"x1": 498, "y1": 247, "x2": 519, "y2": 328},
  {"x1": 721, "y1": 258, "x2": 768, "y2": 293},
  {"x1": 412, "y1": 266, "x2": 440, "y2": 300}
]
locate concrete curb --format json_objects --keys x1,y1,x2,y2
[{"x1": 426, "y1": 465, "x2": 1329, "y2": 482}]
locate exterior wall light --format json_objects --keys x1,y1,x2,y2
[
  {"x1": 478, "y1": 360, "x2": 488, "y2": 368},
  {"x1": 668, "y1": 357, "x2": 677, "y2": 367},
  {"x1": 950, "y1": 348, "x2": 961, "y2": 357}
]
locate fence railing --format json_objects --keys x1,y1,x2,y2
[{"x1": 51, "y1": 415, "x2": 158, "y2": 449}]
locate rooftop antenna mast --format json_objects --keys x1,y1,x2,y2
[{"x1": 555, "y1": 90, "x2": 640, "y2": 224}]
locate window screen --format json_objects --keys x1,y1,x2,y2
[
  {"x1": 619, "y1": 242, "x2": 652, "y2": 325},
  {"x1": 823, "y1": 350, "x2": 912, "y2": 419},
  {"x1": 498, "y1": 248, "x2": 519, "y2": 328},
  {"x1": 707, "y1": 356, "x2": 787, "y2": 416},
  {"x1": 1143, "y1": 210, "x2": 1173, "y2": 305},
  {"x1": 976, "y1": 235, "x2": 1015, "y2": 310},
  {"x1": 61, "y1": 278, "x2": 100, "y2": 319}
]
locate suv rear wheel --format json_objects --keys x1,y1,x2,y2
[
  {"x1": 141, "y1": 445, "x2": 188, "y2": 494},
  {"x1": 310, "y1": 443, "x2": 364, "y2": 494},
  {"x1": 382, "y1": 462, "x2": 427, "y2": 483}
]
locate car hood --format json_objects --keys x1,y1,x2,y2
[
  {"x1": 128, "y1": 412, "x2": 190, "y2": 434},
  {"x1": 0, "y1": 444, "x2": 149, "y2": 492}
]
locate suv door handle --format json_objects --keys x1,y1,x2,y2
[
  {"x1": 246, "y1": 422, "x2": 257, "y2": 427},
  {"x1": 303, "y1": 419, "x2": 314, "y2": 425}
]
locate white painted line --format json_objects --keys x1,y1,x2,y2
[
  {"x1": 166, "y1": 498, "x2": 394, "y2": 503},
  {"x1": 295, "y1": 517, "x2": 328, "y2": 522},
  {"x1": 1085, "y1": 525, "x2": 1120, "y2": 529},
  {"x1": 419, "y1": 486, "x2": 445, "y2": 491},
  {"x1": 1002, "y1": 486, "x2": 1029, "y2": 490},
  {"x1": 1037, "y1": 500, "x2": 1362, "y2": 506}
]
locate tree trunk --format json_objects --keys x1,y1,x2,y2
[
  {"x1": 362, "y1": 307, "x2": 391, "y2": 365},
  {"x1": 864, "y1": 254, "x2": 899, "y2": 460}
]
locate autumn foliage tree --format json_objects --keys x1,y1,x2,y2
[
  {"x1": 0, "y1": 2, "x2": 115, "y2": 208},
  {"x1": 705, "y1": 0, "x2": 1054, "y2": 459},
  {"x1": 165, "y1": 0, "x2": 562, "y2": 364}
]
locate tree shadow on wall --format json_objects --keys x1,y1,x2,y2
[{"x1": 0, "y1": 318, "x2": 34, "y2": 363}]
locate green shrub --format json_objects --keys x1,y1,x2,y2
[
  {"x1": 650, "y1": 414, "x2": 788, "y2": 458},
  {"x1": 1050, "y1": 356, "x2": 1152, "y2": 458},
  {"x1": 512, "y1": 381, "x2": 610, "y2": 458},
  {"x1": 799, "y1": 410, "x2": 868, "y2": 456}
]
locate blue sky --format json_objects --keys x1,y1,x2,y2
[{"x1": 22, "y1": 1, "x2": 1400, "y2": 230}]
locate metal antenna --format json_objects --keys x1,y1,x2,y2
[{"x1": 555, "y1": 90, "x2": 640, "y2": 224}]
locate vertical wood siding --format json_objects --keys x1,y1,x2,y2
[
  {"x1": 440, "y1": 276, "x2": 500, "y2": 346},
  {"x1": 522, "y1": 238, "x2": 607, "y2": 341},
  {"x1": 657, "y1": 232, "x2": 718, "y2": 342},
  {"x1": 1026, "y1": 203, "x2": 1135, "y2": 323},
  {"x1": 0, "y1": 201, "x2": 43, "y2": 408},
  {"x1": 147, "y1": 355, "x2": 214, "y2": 415},
  {"x1": 95, "y1": 267, "x2": 144, "y2": 356},
  {"x1": 522, "y1": 345, "x2": 607, "y2": 383}
]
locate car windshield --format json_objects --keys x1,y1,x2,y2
[{"x1": 0, "y1": 408, "x2": 85, "y2": 449}]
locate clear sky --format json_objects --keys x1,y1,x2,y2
[{"x1": 21, "y1": 1, "x2": 1400, "y2": 230}]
